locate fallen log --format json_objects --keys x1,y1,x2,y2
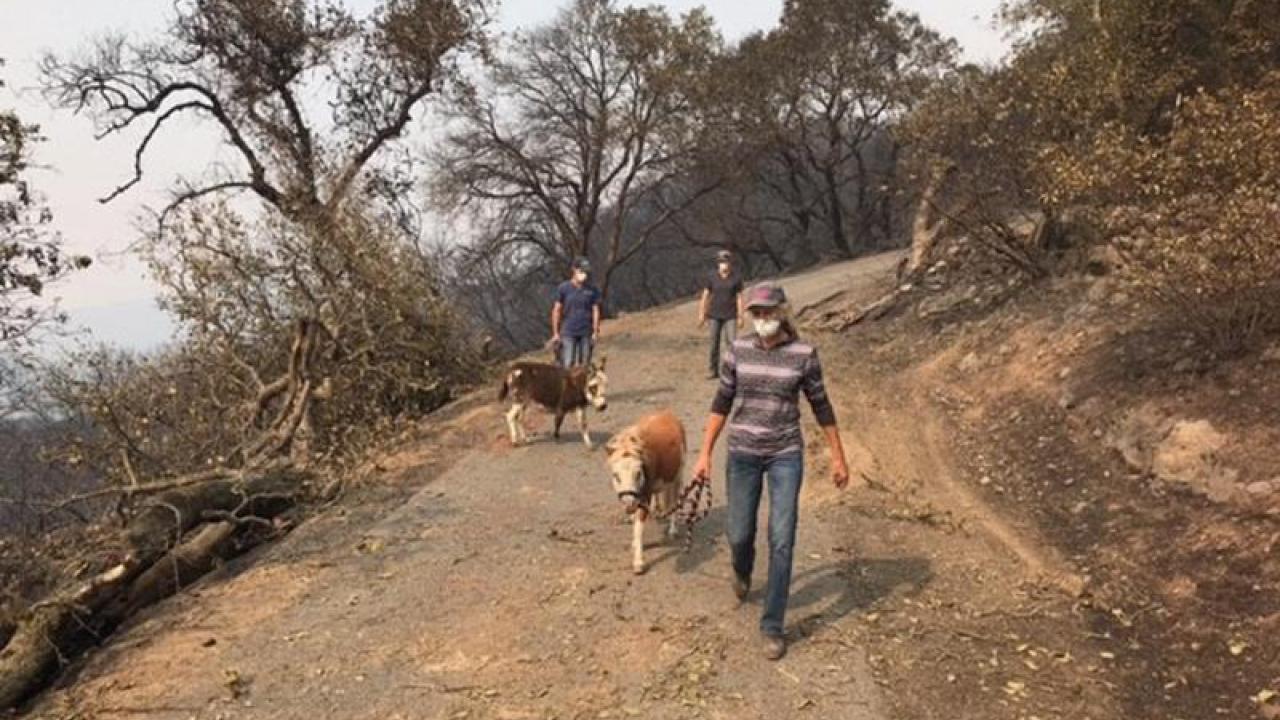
[
  {"x1": 795, "y1": 288, "x2": 854, "y2": 320},
  {"x1": 115, "y1": 521, "x2": 238, "y2": 620},
  {"x1": 126, "y1": 466, "x2": 298, "y2": 555},
  {"x1": 0, "y1": 466, "x2": 305, "y2": 712},
  {"x1": 800, "y1": 284, "x2": 915, "y2": 333},
  {"x1": 0, "y1": 559, "x2": 147, "y2": 710},
  {"x1": 830, "y1": 289, "x2": 908, "y2": 330}
]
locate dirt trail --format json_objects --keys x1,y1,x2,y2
[{"x1": 31, "y1": 253, "x2": 1091, "y2": 720}]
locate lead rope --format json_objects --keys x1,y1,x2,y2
[{"x1": 674, "y1": 474, "x2": 713, "y2": 552}]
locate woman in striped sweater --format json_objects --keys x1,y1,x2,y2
[{"x1": 691, "y1": 282, "x2": 850, "y2": 661}]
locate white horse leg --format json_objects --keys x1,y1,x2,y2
[
  {"x1": 632, "y1": 508, "x2": 647, "y2": 574},
  {"x1": 505, "y1": 403, "x2": 522, "y2": 446},
  {"x1": 664, "y1": 486, "x2": 681, "y2": 541},
  {"x1": 578, "y1": 407, "x2": 593, "y2": 450},
  {"x1": 508, "y1": 403, "x2": 530, "y2": 445}
]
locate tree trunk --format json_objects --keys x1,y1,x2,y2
[
  {"x1": 0, "y1": 562, "x2": 140, "y2": 711},
  {"x1": 1030, "y1": 209, "x2": 1062, "y2": 253},
  {"x1": 823, "y1": 164, "x2": 852, "y2": 258},
  {"x1": 639, "y1": 253, "x2": 660, "y2": 306},
  {"x1": 852, "y1": 152, "x2": 872, "y2": 253},
  {"x1": 907, "y1": 164, "x2": 953, "y2": 275},
  {"x1": 125, "y1": 470, "x2": 296, "y2": 556},
  {"x1": 114, "y1": 521, "x2": 238, "y2": 620},
  {"x1": 788, "y1": 208, "x2": 818, "y2": 267},
  {"x1": 876, "y1": 142, "x2": 902, "y2": 250},
  {"x1": 291, "y1": 412, "x2": 315, "y2": 469},
  {"x1": 0, "y1": 467, "x2": 301, "y2": 712}
]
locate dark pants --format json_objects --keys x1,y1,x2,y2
[
  {"x1": 708, "y1": 318, "x2": 736, "y2": 374},
  {"x1": 726, "y1": 451, "x2": 803, "y2": 637},
  {"x1": 560, "y1": 334, "x2": 593, "y2": 368}
]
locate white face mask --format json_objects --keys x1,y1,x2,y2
[
  {"x1": 573, "y1": 270, "x2": 587, "y2": 283},
  {"x1": 718, "y1": 262, "x2": 730, "y2": 273},
  {"x1": 753, "y1": 318, "x2": 782, "y2": 337}
]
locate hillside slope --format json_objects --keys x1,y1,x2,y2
[
  {"x1": 809, "y1": 246, "x2": 1280, "y2": 720},
  {"x1": 29, "y1": 250, "x2": 1272, "y2": 720}
]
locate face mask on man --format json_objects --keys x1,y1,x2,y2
[
  {"x1": 574, "y1": 270, "x2": 588, "y2": 283},
  {"x1": 753, "y1": 317, "x2": 782, "y2": 337}
]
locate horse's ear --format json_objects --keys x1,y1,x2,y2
[
  {"x1": 604, "y1": 434, "x2": 619, "y2": 455},
  {"x1": 597, "y1": 355, "x2": 607, "y2": 372}
]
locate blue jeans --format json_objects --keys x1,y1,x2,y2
[
  {"x1": 708, "y1": 318, "x2": 736, "y2": 374},
  {"x1": 726, "y1": 451, "x2": 803, "y2": 637},
  {"x1": 560, "y1": 335, "x2": 594, "y2": 368}
]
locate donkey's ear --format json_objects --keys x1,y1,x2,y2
[{"x1": 596, "y1": 355, "x2": 607, "y2": 372}]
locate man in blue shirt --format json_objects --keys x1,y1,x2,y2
[{"x1": 552, "y1": 257, "x2": 602, "y2": 367}]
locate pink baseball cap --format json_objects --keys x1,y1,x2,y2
[{"x1": 744, "y1": 283, "x2": 786, "y2": 309}]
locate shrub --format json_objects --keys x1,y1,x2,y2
[
  {"x1": 1051, "y1": 76, "x2": 1280, "y2": 353},
  {"x1": 44, "y1": 204, "x2": 486, "y2": 490}
]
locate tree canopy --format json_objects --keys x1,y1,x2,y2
[
  {"x1": 2, "y1": 62, "x2": 88, "y2": 355},
  {"x1": 433, "y1": 0, "x2": 724, "y2": 296}
]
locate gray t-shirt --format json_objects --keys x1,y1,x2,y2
[
  {"x1": 710, "y1": 333, "x2": 838, "y2": 457},
  {"x1": 704, "y1": 271, "x2": 743, "y2": 320}
]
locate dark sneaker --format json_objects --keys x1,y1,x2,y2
[
  {"x1": 762, "y1": 634, "x2": 787, "y2": 661},
  {"x1": 732, "y1": 573, "x2": 750, "y2": 601}
]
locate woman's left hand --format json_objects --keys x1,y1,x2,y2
[{"x1": 832, "y1": 456, "x2": 850, "y2": 489}]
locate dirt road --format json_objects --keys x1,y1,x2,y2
[{"x1": 35, "y1": 252, "x2": 1090, "y2": 720}]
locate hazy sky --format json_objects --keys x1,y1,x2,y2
[{"x1": 0, "y1": 0, "x2": 1008, "y2": 349}]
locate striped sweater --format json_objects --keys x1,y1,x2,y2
[{"x1": 710, "y1": 331, "x2": 837, "y2": 457}]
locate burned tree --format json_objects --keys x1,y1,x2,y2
[
  {"x1": 0, "y1": 0, "x2": 490, "y2": 710},
  {"x1": 730, "y1": 0, "x2": 954, "y2": 259},
  {"x1": 432, "y1": 0, "x2": 721, "y2": 298},
  {"x1": 39, "y1": 0, "x2": 488, "y2": 475},
  {"x1": 39, "y1": 0, "x2": 489, "y2": 452}
]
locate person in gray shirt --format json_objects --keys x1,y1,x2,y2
[
  {"x1": 691, "y1": 282, "x2": 851, "y2": 661},
  {"x1": 698, "y1": 250, "x2": 744, "y2": 379}
]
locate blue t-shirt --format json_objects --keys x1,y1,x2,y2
[{"x1": 556, "y1": 281, "x2": 601, "y2": 337}]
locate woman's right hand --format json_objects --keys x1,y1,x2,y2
[{"x1": 691, "y1": 453, "x2": 712, "y2": 483}]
